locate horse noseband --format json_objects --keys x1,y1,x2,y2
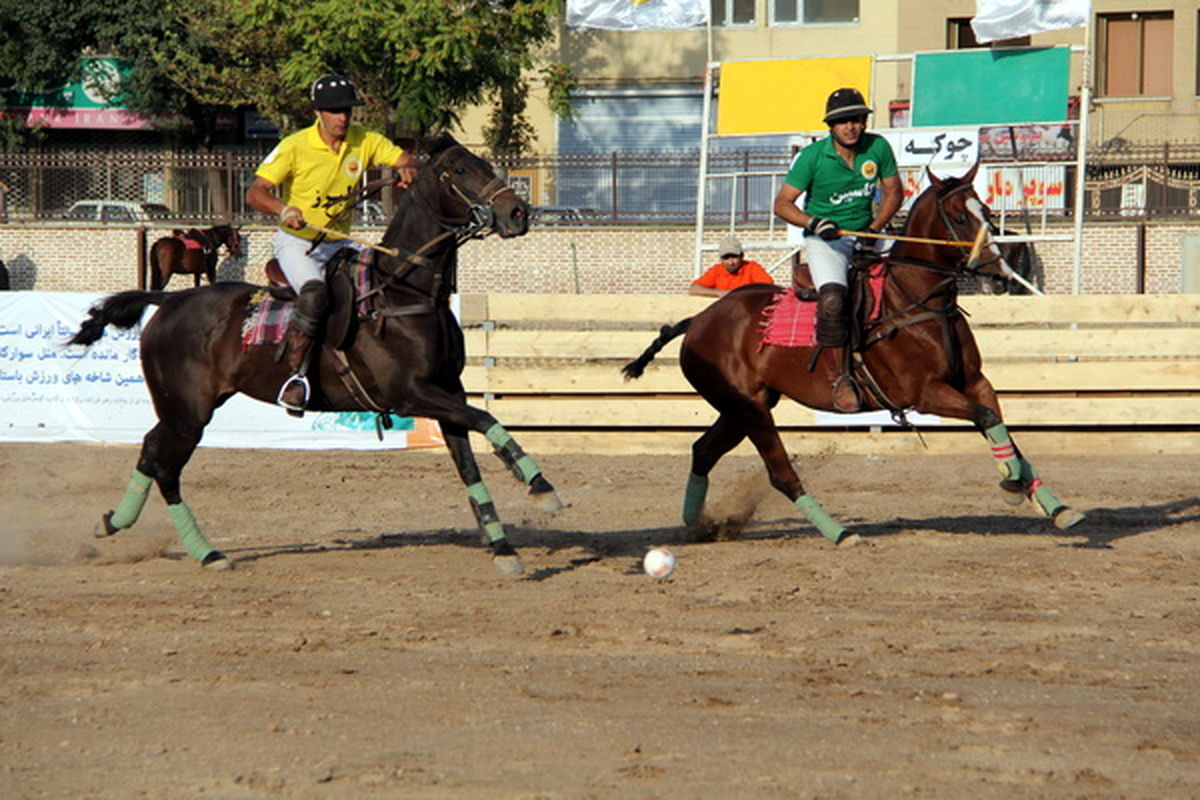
[{"x1": 469, "y1": 205, "x2": 495, "y2": 231}]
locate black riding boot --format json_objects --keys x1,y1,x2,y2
[
  {"x1": 277, "y1": 279, "x2": 328, "y2": 417},
  {"x1": 815, "y1": 284, "x2": 860, "y2": 412}
]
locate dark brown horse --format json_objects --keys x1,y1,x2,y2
[
  {"x1": 623, "y1": 165, "x2": 1083, "y2": 544},
  {"x1": 148, "y1": 224, "x2": 244, "y2": 290},
  {"x1": 69, "y1": 134, "x2": 560, "y2": 575}
]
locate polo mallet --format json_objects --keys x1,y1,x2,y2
[
  {"x1": 302, "y1": 222, "x2": 399, "y2": 257},
  {"x1": 841, "y1": 227, "x2": 1043, "y2": 296}
]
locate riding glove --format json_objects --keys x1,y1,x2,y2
[
  {"x1": 806, "y1": 217, "x2": 841, "y2": 241},
  {"x1": 854, "y1": 228, "x2": 879, "y2": 254}
]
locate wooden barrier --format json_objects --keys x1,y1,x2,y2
[{"x1": 456, "y1": 293, "x2": 1200, "y2": 454}]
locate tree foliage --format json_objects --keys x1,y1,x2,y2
[
  {"x1": 151, "y1": 0, "x2": 574, "y2": 151},
  {"x1": 0, "y1": 0, "x2": 574, "y2": 154}
]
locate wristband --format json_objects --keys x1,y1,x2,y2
[{"x1": 278, "y1": 206, "x2": 302, "y2": 225}]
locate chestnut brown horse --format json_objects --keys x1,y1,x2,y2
[
  {"x1": 148, "y1": 224, "x2": 243, "y2": 290},
  {"x1": 623, "y1": 165, "x2": 1083, "y2": 545},
  {"x1": 69, "y1": 134, "x2": 560, "y2": 575}
]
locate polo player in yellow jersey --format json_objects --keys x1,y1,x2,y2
[{"x1": 246, "y1": 74, "x2": 420, "y2": 415}]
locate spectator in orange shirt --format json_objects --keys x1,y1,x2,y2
[{"x1": 689, "y1": 235, "x2": 774, "y2": 297}]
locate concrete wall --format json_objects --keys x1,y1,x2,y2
[{"x1": 1, "y1": 221, "x2": 1197, "y2": 295}]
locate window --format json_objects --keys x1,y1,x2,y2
[
  {"x1": 102, "y1": 205, "x2": 135, "y2": 222},
  {"x1": 711, "y1": 0, "x2": 755, "y2": 26},
  {"x1": 1100, "y1": 12, "x2": 1173, "y2": 97},
  {"x1": 947, "y1": 17, "x2": 1029, "y2": 48},
  {"x1": 771, "y1": 0, "x2": 858, "y2": 25}
]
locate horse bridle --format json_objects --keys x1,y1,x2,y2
[
  {"x1": 932, "y1": 182, "x2": 1003, "y2": 273},
  {"x1": 363, "y1": 147, "x2": 519, "y2": 303},
  {"x1": 414, "y1": 145, "x2": 518, "y2": 238}
]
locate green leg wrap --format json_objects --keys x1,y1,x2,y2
[
  {"x1": 166, "y1": 503, "x2": 218, "y2": 562},
  {"x1": 109, "y1": 470, "x2": 154, "y2": 530},
  {"x1": 794, "y1": 494, "x2": 847, "y2": 543},
  {"x1": 1008, "y1": 457, "x2": 1064, "y2": 518},
  {"x1": 682, "y1": 472, "x2": 708, "y2": 527},
  {"x1": 484, "y1": 422, "x2": 541, "y2": 484},
  {"x1": 984, "y1": 423, "x2": 1021, "y2": 481},
  {"x1": 466, "y1": 481, "x2": 507, "y2": 544}
]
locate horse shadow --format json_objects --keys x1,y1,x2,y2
[
  {"x1": 841, "y1": 496, "x2": 1200, "y2": 549},
  {"x1": 210, "y1": 497, "x2": 1200, "y2": 578},
  {"x1": 221, "y1": 522, "x2": 684, "y2": 582}
]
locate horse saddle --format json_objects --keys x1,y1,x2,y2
[
  {"x1": 172, "y1": 229, "x2": 214, "y2": 254},
  {"x1": 760, "y1": 259, "x2": 885, "y2": 351},
  {"x1": 244, "y1": 248, "x2": 370, "y2": 352}
]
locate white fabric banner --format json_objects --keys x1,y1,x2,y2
[
  {"x1": 971, "y1": 0, "x2": 1089, "y2": 44},
  {"x1": 881, "y1": 128, "x2": 980, "y2": 168},
  {"x1": 566, "y1": 0, "x2": 708, "y2": 30},
  {"x1": 0, "y1": 292, "x2": 444, "y2": 450}
]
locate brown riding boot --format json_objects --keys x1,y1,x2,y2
[
  {"x1": 276, "y1": 279, "x2": 329, "y2": 417},
  {"x1": 815, "y1": 284, "x2": 861, "y2": 412},
  {"x1": 277, "y1": 327, "x2": 314, "y2": 416}
]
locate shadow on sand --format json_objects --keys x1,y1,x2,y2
[{"x1": 200, "y1": 496, "x2": 1199, "y2": 578}]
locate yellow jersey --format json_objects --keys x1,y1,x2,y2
[{"x1": 255, "y1": 121, "x2": 404, "y2": 240}]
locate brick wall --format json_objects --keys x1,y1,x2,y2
[{"x1": 1, "y1": 221, "x2": 1196, "y2": 294}]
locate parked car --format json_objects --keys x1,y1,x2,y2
[{"x1": 63, "y1": 200, "x2": 174, "y2": 223}]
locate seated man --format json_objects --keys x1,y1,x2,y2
[{"x1": 689, "y1": 235, "x2": 774, "y2": 297}]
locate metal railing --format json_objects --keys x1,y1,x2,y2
[{"x1": 1, "y1": 145, "x2": 1199, "y2": 226}]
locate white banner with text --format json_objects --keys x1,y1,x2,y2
[{"x1": 0, "y1": 292, "x2": 444, "y2": 450}]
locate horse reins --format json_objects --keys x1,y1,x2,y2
[{"x1": 369, "y1": 148, "x2": 518, "y2": 295}]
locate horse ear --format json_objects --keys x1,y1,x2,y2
[
  {"x1": 962, "y1": 162, "x2": 980, "y2": 184},
  {"x1": 415, "y1": 132, "x2": 455, "y2": 157},
  {"x1": 926, "y1": 166, "x2": 945, "y2": 191}
]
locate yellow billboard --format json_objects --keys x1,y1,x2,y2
[{"x1": 717, "y1": 57, "x2": 874, "y2": 136}]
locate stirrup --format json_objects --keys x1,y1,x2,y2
[{"x1": 277, "y1": 374, "x2": 310, "y2": 417}]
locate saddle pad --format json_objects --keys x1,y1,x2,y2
[
  {"x1": 241, "y1": 290, "x2": 293, "y2": 349},
  {"x1": 865, "y1": 261, "x2": 886, "y2": 321},
  {"x1": 759, "y1": 289, "x2": 816, "y2": 350},
  {"x1": 355, "y1": 250, "x2": 373, "y2": 315},
  {"x1": 181, "y1": 237, "x2": 204, "y2": 250}
]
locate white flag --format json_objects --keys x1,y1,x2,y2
[
  {"x1": 566, "y1": 0, "x2": 709, "y2": 31},
  {"x1": 971, "y1": 0, "x2": 1089, "y2": 44}
]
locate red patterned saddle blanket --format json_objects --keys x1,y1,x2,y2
[
  {"x1": 240, "y1": 248, "x2": 374, "y2": 348},
  {"x1": 758, "y1": 261, "x2": 887, "y2": 350},
  {"x1": 171, "y1": 229, "x2": 208, "y2": 251}
]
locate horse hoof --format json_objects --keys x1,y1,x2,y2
[
  {"x1": 999, "y1": 480, "x2": 1026, "y2": 506},
  {"x1": 1053, "y1": 507, "x2": 1085, "y2": 530},
  {"x1": 836, "y1": 532, "x2": 864, "y2": 548},
  {"x1": 492, "y1": 554, "x2": 524, "y2": 577},
  {"x1": 94, "y1": 511, "x2": 121, "y2": 538},
  {"x1": 202, "y1": 551, "x2": 233, "y2": 571},
  {"x1": 532, "y1": 489, "x2": 565, "y2": 514}
]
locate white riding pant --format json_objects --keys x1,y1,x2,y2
[
  {"x1": 273, "y1": 229, "x2": 363, "y2": 289},
  {"x1": 803, "y1": 233, "x2": 858, "y2": 289}
]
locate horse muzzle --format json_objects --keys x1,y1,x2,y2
[{"x1": 493, "y1": 195, "x2": 531, "y2": 238}]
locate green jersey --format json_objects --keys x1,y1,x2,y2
[{"x1": 784, "y1": 133, "x2": 898, "y2": 231}]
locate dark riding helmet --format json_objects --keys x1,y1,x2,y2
[
  {"x1": 823, "y1": 88, "x2": 872, "y2": 125},
  {"x1": 310, "y1": 74, "x2": 365, "y2": 110}
]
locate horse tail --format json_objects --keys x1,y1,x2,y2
[
  {"x1": 68, "y1": 290, "x2": 166, "y2": 347},
  {"x1": 621, "y1": 318, "x2": 692, "y2": 380}
]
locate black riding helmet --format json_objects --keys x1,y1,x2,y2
[
  {"x1": 823, "y1": 88, "x2": 872, "y2": 125},
  {"x1": 311, "y1": 74, "x2": 365, "y2": 110}
]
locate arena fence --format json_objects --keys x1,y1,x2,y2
[
  {"x1": 2, "y1": 146, "x2": 1200, "y2": 225},
  {"x1": 456, "y1": 294, "x2": 1200, "y2": 456}
]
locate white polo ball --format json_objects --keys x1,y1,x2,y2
[{"x1": 643, "y1": 547, "x2": 676, "y2": 580}]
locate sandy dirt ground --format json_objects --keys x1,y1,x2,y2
[{"x1": 2, "y1": 441, "x2": 1199, "y2": 799}]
